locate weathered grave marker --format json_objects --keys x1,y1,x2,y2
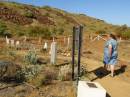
[
  {"x1": 38, "y1": 37, "x2": 42, "y2": 44},
  {"x1": 16, "y1": 41, "x2": 20, "y2": 49},
  {"x1": 43, "y1": 42, "x2": 48, "y2": 50},
  {"x1": 67, "y1": 37, "x2": 70, "y2": 49},
  {"x1": 6, "y1": 36, "x2": 10, "y2": 45},
  {"x1": 92, "y1": 34, "x2": 106, "y2": 42},
  {"x1": 64, "y1": 36, "x2": 66, "y2": 45},
  {"x1": 10, "y1": 39, "x2": 15, "y2": 47},
  {"x1": 50, "y1": 42, "x2": 57, "y2": 64},
  {"x1": 53, "y1": 37, "x2": 55, "y2": 42}
]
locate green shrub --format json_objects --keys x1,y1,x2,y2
[
  {"x1": 24, "y1": 11, "x2": 35, "y2": 18},
  {"x1": 0, "y1": 21, "x2": 7, "y2": 36},
  {"x1": 121, "y1": 30, "x2": 130, "y2": 39},
  {"x1": 17, "y1": 31, "x2": 25, "y2": 36},
  {"x1": 3, "y1": 31, "x2": 12, "y2": 38},
  {"x1": 95, "y1": 29, "x2": 106, "y2": 34},
  {"x1": 58, "y1": 27, "x2": 64, "y2": 35},
  {"x1": 42, "y1": 6, "x2": 51, "y2": 10},
  {"x1": 24, "y1": 50, "x2": 37, "y2": 65},
  {"x1": 28, "y1": 26, "x2": 51, "y2": 38},
  {"x1": 44, "y1": 12, "x2": 50, "y2": 17},
  {"x1": 16, "y1": 65, "x2": 43, "y2": 83}
]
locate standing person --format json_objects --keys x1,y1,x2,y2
[{"x1": 103, "y1": 33, "x2": 118, "y2": 77}]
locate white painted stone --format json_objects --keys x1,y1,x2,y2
[
  {"x1": 6, "y1": 36, "x2": 8, "y2": 40},
  {"x1": 67, "y1": 37, "x2": 70, "y2": 49},
  {"x1": 44, "y1": 42, "x2": 48, "y2": 50},
  {"x1": 78, "y1": 81, "x2": 106, "y2": 97},
  {"x1": 53, "y1": 37, "x2": 55, "y2": 42},
  {"x1": 50, "y1": 42, "x2": 57, "y2": 64},
  {"x1": 6, "y1": 38, "x2": 10, "y2": 45},
  {"x1": 16, "y1": 41, "x2": 20, "y2": 49},
  {"x1": 64, "y1": 37, "x2": 66, "y2": 45},
  {"x1": 10, "y1": 39, "x2": 15, "y2": 47},
  {"x1": 16, "y1": 41, "x2": 20, "y2": 46}
]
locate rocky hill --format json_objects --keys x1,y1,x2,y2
[{"x1": 0, "y1": 1, "x2": 128, "y2": 38}]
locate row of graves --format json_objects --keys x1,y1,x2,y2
[
  {"x1": 5, "y1": 35, "x2": 72, "y2": 64},
  {"x1": 2, "y1": 26, "x2": 108, "y2": 97}
]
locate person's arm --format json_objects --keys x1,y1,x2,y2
[{"x1": 108, "y1": 44, "x2": 112, "y2": 58}]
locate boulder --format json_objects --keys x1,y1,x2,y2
[{"x1": 0, "y1": 61, "x2": 22, "y2": 82}]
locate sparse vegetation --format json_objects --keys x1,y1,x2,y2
[
  {"x1": 116, "y1": 24, "x2": 130, "y2": 39},
  {"x1": 0, "y1": 1, "x2": 130, "y2": 97},
  {"x1": 24, "y1": 10, "x2": 35, "y2": 18},
  {"x1": 58, "y1": 27, "x2": 64, "y2": 35},
  {"x1": 0, "y1": 21, "x2": 7, "y2": 37},
  {"x1": 24, "y1": 50, "x2": 37, "y2": 65},
  {"x1": 27, "y1": 26, "x2": 51, "y2": 38},
  {"x1": 1, "y1": 1, "x2": 129, "y2": 38},
  {"x1": 95, "y1": 29, "x2": 106, "y2": 34}
]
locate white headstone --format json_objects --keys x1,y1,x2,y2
[
  {"x1": 16, "y1": 41, "x2": 20, "y2": 46},
  {"x1": 64, "y1": 37, "x2": 66, "y2": 45},
  {"x1": 6, "y1": 38, "x2": 10, "y2": 45},
  {"x1": 78, "y1": 81, "x2": 106, "y2": 97},
  {"x1": 97, "y1": 35, "x2": 100, "y2": 40},
  {"x1": 6, "y1": 36, "x2": 8, "y2": 40},
  {"x1": 67, "y1": 37, "x2": 70, "y2": 49},
  {"x1": 53, "y1": 37, "x2": 55, "y2": 42},
  {"x1": 10, "y1": 39, "x2": 15, "y2": 47},
  {"x1": 44, "y1": 42, "x2": 48, "y2": 50},
  {"x1": 50, "y1": 42, "x2": 57, "y2": 64},
  {"x1": 90, "y1": 35, "x2": 93, "y2": 40},
  {"x1": 16, "y1": 41, "x2": 20, "y2": 49}
]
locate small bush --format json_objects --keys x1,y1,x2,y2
[
  {"x1": 3, "y1": 31, "x2": 12, "y2": 38},
  {"x1": 115, "y1": 24, "x2": 130, "y2": 39},
  {"x1": 27, "y1": 26, "x2": 51, "y2": 38},
  {"x1": 42, "y1": 66, "x2": 58, "y2": 85},
  {"x1": 24, "y1": 50, "x2": 37, "y2": 65},
  {"x1": 42, "y1": 6, "x2": 51, "y2": 10},
  {"x1": 44, "y1": 12, "x2": 50, "y2": 17},
  {"x1": 58, "y1": 28, "x2": 64, "y2": 35},
  {"x1": 31, "y1": 66, "x2": 58, "y2": 87},
  {"x1": 0, "y1": 21, "x2": 7, "y2": 37},
  {"x1": 95, "y1": 30, "x2": 106, "y2": 34},
  {"x1": 15, "y1": 65, "x2": 43, "y2": 83},
  {"x1": 121, "y1": 31, "x2": 130, "y2": 39},
  {"x1": 58, "y1": 65, "x2": 72, "y2": 81},
  {"x1": 24, "y1": 11, "x2": 35, "y2": 18}
]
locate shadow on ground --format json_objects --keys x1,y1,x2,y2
[
  {"x1": 89, "y1": 66, "x2": 110, "y2": 81},
  {"x1": 89, "y1": 65, "x2": 127, "y2": 81},
  {"x1": 106, "y1": 93, "x2": 111, "y2": 97},
  {"x1": 115, "y1": 65, "x2": 127, "y2": 75}
]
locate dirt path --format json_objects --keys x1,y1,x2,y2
[
  {"x1": 96, "y1": 76, "x2": 130, "y2": 97},
  {"x1": 84, "y1": 58, "x2": 130, "y2": 97}
]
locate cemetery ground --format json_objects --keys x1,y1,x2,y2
[{"x1": 0, "y1": 36, "x2": 130, "y2": 97}]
